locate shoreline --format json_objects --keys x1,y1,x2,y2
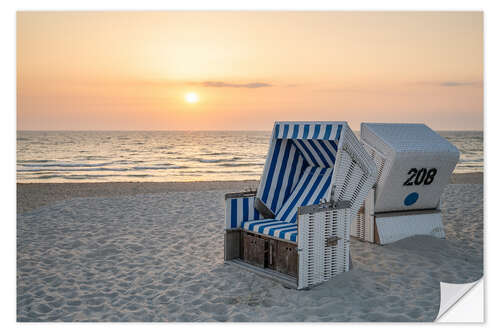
[{"x1": 17, "y1": 172, "x2": 482, "y2": 214}]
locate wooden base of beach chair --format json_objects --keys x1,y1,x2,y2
[
  {"x1": 224, "y1": 230, "x2": 298, "y2": 279},
  {"x1": 225, "y1": 229, "x2": 299, "y2": 278},
  {"x1": 243, "y1": 232, "x2": 266, "y2": 268},
  {"x1": 272, "y1": 239, "x2": 298, "y2": 278},
  {"x1": 224, "y1": 229, "x2": 242, "y2": 261}
]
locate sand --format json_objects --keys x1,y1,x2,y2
[
  {"x1": 17, "y1": 180, "x2": 260, "y2": 215},
  {"x1": 17, "y1": 173, "x2": 483, "y2": 322},
  {"x1": 16, "y1": 172, "x2": 481, "y2": 215}
]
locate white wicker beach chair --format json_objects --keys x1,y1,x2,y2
[
  {"x1": 352, "y1": 123, "x2": 460, "y2": 245},
  {"x1": 224, "y1": 121, "x2": 377, "y2": 289}
]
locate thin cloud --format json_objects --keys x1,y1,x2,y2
[
  {"x1": 313, "y1": 87, "x2": 380, "y2": 94},
  {"x1": 414, "y1": 81, "x2": 483, "y2": 87},
  {"x1": 195, "y1": 81, "x2": 272, "y2": 89},
  {"x1": 313, "y1": 88, "x2": 363, "y2": 93},
  {"x1": 440, "y1": 81, "x2": 482, "y2": 87}
]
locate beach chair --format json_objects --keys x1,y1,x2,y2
[
  {"x1": 224, "y1": 121, "x2": 377, "y2": 289},
  {"x1": 352, "y1": 123, "x2": 460, "y2": 245}
]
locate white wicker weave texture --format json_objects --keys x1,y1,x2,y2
[
  {"x1": 332, "y1": 126, "x2": 377, "y2": 219},
  {"x1": 351, "y1": 187, "x2": 375, "y2": 242},
  {"x1": 297, "y1": 208, "x2": 350, "y2": 290},
  {"x1": 360, "y1": 123, "x2": 459, "y2": 213}
]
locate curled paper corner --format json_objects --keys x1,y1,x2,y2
[{"x1": 436, "y1": 278, "x2": 483, "y2": 322}]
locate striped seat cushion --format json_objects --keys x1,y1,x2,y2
[
  {"x1": 242, "y1": 219, "x2": 298, "y2": 242},
  {"x1": 275, "y1": 166, "x2": 333, "y2": 223}
]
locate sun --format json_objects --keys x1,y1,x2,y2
[{"x1": 185, "y1": 92, "x2": 199, "y2": 104}]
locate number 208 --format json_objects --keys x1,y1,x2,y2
[{"x1": 403, "y1": 168, "x2": 437, "y2": 186}]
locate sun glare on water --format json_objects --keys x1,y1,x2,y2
[{"x1": 185, "y1": 92, "x2": 199, "y2": 104}]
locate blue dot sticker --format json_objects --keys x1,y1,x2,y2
[{"x1": 404, "y1": 192, "x2": 419, "y2": 206}]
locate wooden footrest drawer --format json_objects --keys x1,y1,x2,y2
[
  {"x1": 243, "y1": 232, "x2": 266, "y2": 268},
  {"x1": 275, "y1": 241, "x2": 298, "y2": 278}
]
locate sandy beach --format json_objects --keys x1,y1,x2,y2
[{"x1": 17, "y1": 172, "x2": 483, "y2": 322}]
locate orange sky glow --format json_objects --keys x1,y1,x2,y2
[{"x1": 17, "y1": 11, "x2": 483, "y2": 130}]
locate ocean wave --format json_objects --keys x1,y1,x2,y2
[
  {"x1": 179, "y1": 170, "x2": 257, "y2": 174},
  {"x1": 33, "y1": 175, "x2": 60, "y2": 179},
  {"x1": 80, "y1": 156, "x2": 111, "y2": 161},
  {"x1": 459, "y1": 159, "x2": 483, "y2": 163},
  {"x1": 114, "y1": 159, "x2": 144, "y2": 164},
  {"x1": 18, "y1": 164, "x2": 188, "y2": 172},
  {"x1": 218, "y1": 162, "x2": 264, "y2": 168},
  {"x1": 27, "y1": 173, "x2": 153, "y2": 180},
  {"x1": 196, "y1": 157, "x2": 241, "y2": 163},
  {"x1": 20, "y1": 162, "x2": 114, "y2": 168},
  {"x1": 132, "y1": 165, "x2": 187, "y2": 170},
  {"x1": 62, "y1": 174, "x2": 150, "y2": 179},
  {"x1": 200, "y1": 152, "x2": 230, "y2": 156},
  {"x1": 17, "y1": 159, "x2": 56, "y2": 163},
  {"x1": 18, "y1": 167, "x2": 130, "y2": 172}
]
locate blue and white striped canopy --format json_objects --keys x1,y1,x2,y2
[
  {"x1": 274, "y1": 122, "x2": 343, "y2": 141},
  {"x1": 256, "y1": 122, "x2": 345, "y2": 219}
]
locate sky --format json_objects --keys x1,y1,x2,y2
[{"x1": 17, "y1": 11, "x2": 483, "y2": 131}]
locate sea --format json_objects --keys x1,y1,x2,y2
[{"x1": 17, "y1": 131, "x2": 483, "y2": 183}]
